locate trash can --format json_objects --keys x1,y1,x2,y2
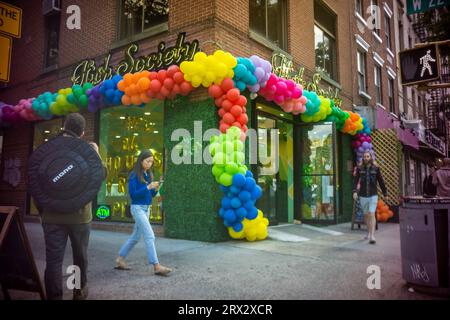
[{"x1": 399, "y1": 197, "x2": 450, "y2": 289}]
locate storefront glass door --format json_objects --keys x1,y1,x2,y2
[
  {"x1": 298, "y1": 123, "x2": 337, "y2": 223},
  {"x1": 256, "y1": 106, "x2": 294, "y2": 225}
]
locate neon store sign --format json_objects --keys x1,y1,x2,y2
[
  {"x1": 71, "y1": 32, "x2": 200, "y2": 86},
  {"x1": 271, "y1": 53, "x2": 343, "y2": 107}
]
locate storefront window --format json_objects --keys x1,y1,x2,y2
[
  {"x1": 299, "y1": 123, "x2": 336, "y2": 222},
  {"x1": 249, "y1": 0, "x2": 287, "y2": 50},
  {"x1": 30, "y1": 118, "x2": 65, "y2": 215},
  {"x1": 97, "y1": 101, "x2": 164, "y2": 223},
  {"x1": 119, "y1": 0, "x2": 169, "y2": 40}
]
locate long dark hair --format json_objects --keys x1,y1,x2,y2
[
  {"x1": 131, "y1": 150, "x2": 154, "y2": 183},
  {"x1": 359, "y1": 151, "x2": 378, "y2": 169}
]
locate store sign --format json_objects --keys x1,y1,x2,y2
[
  {"x1": 399, "y1": 45, "x2": 440, "y2": 85},
  {"x1": 0, "y1": 34, "x2": 11, "y2": 82},
  {"x1": 425, "y1": 129, "x2": 446, "y2": 155},
  {"x1": 271, "y1": 53, "x2": 343, "y2": 107},
  {"x1": 96, "y1": 205, "x2": 111, "y2": 220},
  {"x1": 406, "y1": 0, "x2": 450, "y2": 15},
  {"x1": 71, "y1": 32, "x2": 200, "y2": 86},
  {"x1": 0, "y1": 1, "x2": 22, "y2": 38}
]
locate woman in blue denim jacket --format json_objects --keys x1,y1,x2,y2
[{"x1": 115, "y1": 150, "x2": 172, "y2": 275}]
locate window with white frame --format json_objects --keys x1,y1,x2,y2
[
  {"x1": 357, "y1": 50, "x2": 367, "y2": 94},
  {"x1": 384, "y1": 13, "x2": 392, "y2": 50},
  {"x1": 250, "y1": 0, "x2": 287, "y2": 50},
  {"x1": 388, "y1": 78, "x2": 395, "y2": 113},
  {"x1": 374, "y1": 65, "x2": 382, "y2": 104},
  {"x1": 356, "y1": 0, "x2": 363, "y2": 16}
]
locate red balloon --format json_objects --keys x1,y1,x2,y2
[
  {"x1": 237, "y1": 113, "x2": 248, "y2": 125},
  {"x1": 240, "y1": 131, "x2": 247, "y2": 142},
  {"x1": 150, "y1": 80, "x2": 162, "y2": 93},
  {"x1": 160, "y1": 86, "x2": 170, "y2": 97},
  {"x1": 243, "y1": 106, "x2": 247, "y2": 113},
  {"x1": 220, "y1": 123, "x2": 230, "y2": 133},
  {"x1": 222, "y1": 99, "x2": 233, "y2": 111},
  {"x1": 230, "y1": 105, "x2": 243, "y2": 117},
  {"x1": 149, "y1": 72, "x2": 158, "y2": 80},
  {"x1": 147, "y1": 90, "x2": 155, "y2": 98},
  {"x1": 163, "y1": 78, "x2": 174, "y2": 90},
  {"x1": 236, "y1": 95, "x2": 247, "y2": 107},
  {"x1": 242, "y1": 124, "x2": 248, "y2": 132},
  {"x1": 232, "y1": 122, "x2": 242, "y2": 129},
  {"x1": 208, "y1": 85, "x2": 223, "y2": 98},
  {"x1": 172, "y1": 84, "x2": 181, "y2": 95},
  {"x1": 155, "y1": 93, "x2": 164, "y2": 100},
  {"x1": 180, "y1": 82, "x2": 192, "y2": 95},
  {"x1": 218, "y1": 108, "x2": 226, "y2": 117},
  {"x1": 173, "y1": 72, "x2": 185, "y2": 84},
  {"x1": 157, "y1": 70, "x2": 167, "y2": 82},
  {"x1": 167, "y1": 65, "x2": 179, "y2": 77},
  {"x1": 220, "y1": 78, "x2": 234, "y2": 92},
  {"x1": 215, "y1": 96, "x2": 224, "y2": 107},
  {"x1": 223, "y1": 112, "x2": 235, "y2": 125},
  {"x1": 226, "y1": 89, "x2": 240, "y2": 102}
]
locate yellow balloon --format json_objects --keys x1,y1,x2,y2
[
  {"x1": 229, "y1": 227, "x2": 245, "y2": 239},
  {"x1": 194, "y1": 52, "x2": 207, "y2": 63}
]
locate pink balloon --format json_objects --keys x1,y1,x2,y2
[{"x1": 274, "y1": 95, "x2": 285, "y2": 104}]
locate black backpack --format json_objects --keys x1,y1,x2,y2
[{"x1": 28, "y1": 131, "x2": 105, "y2": 214}]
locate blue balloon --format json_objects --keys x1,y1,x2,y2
[
  {"x1": 232, "y1": 173, "x2": 246, "y2": 187},
  {"x1": 231, "y1": 197, "x2": 242, "y2": 209},
  {"x1": 221, "y1": 197, "x2": 232, "y2": 209},
  {"x1": 244, "y1": 177, "x2": 256, "y2": 191},
  {"x1": 220, "y1": 185, "x2": 229, "y2": 193},
  {"x1": 224, "y1": 220, "x2": 232, "y2": 227},
  {"x1": 224, "y1": 209, "x2": 236, "y2": 224},
  {"x1": 233, "y1": 222, "x2": 243, "y2": 232},
  {"x1": 246, "y1": 207, "x2": 258, "y2": 220},
  {"x1": 245, "y1": 170, "x2": 253, "y2": 178},
  {"x1": 219, "y1": 208, "x2": 225, "y2": 218},
  {"x1": 251, "y1": 185, "x2": 262, "y2": 200},
  {"x1": 243, "y1": 201, "x2": 254, "y2": 210},
  {"x1": 238, "y1": 190, "x2": 251, "y2": 202},
  {"x1": 230, "y1": 185, "x2": 241, "y2": 195},
  {"x1": 235, "y1": 207, "x2": 247, "y2": 220}
]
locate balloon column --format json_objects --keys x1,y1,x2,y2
[{"x1": 0, "y1": 48, "x2": 378, "y2": 242}]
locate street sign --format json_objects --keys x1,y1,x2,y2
[
  {"x1": 407, "y1": 0, "x2": 450, "y2": 15},
  {"x1": 0, "y1": 1, "x2": 22, "y2": 38},
  {"x1": 0, "y1": 34, "x2": 11, "y2": 82},
  {"x1": 399, "y1": 44, "x2": 440, "y2": 86}
]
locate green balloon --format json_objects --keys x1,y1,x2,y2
[
  {"x1": 73, "y1": 87, "x2": 83, "y2": 97},
  {"x1": 234, "y1": 151, "x2": 245, "y2": 164},
  {"x1": 225, "y1": 162, "x2": 239, "y2": 174},
  {"x1": 213, "y1": 152, "x2": 226, "y2": 166},
  {"x1": 238, "y1": 165, "x2": 247, "y2": 175},
  {"x1": 219, "y1": 173, "x2": 233, "y2": 186},
  {"x1": 67, "y1": 94, "x2": 76, "y2": 104},
  {"x1": 209, "y1": 142, "x2": 219, "y2": 156},
  {"x1": 212, "y1": 165, "x2": 224, "y2": 177},
  {"x1": 234, "y1": 140, "x2": 244, "y2": 152},
  {"x1": 222, "y1": 141, "x2": 234, "y2": 154},
  {"x1": 79, "y1": 95, "x2": 88, "y2": 107},
  {"x1": 83, "y1": 82, "x2": 93, "y2": 91}
]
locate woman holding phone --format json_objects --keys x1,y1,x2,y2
[{"x1": 115, "y1": 150, "x2": 172, "y2": 276}]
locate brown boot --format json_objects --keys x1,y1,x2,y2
[
  {"x1": 115, "y1": 256, "x2": 131, "y2": 270},
  {"x1": 154, "y1": 265, "x2": 172, "y2": 276}
]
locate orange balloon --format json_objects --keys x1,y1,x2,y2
[
  {"x1": 128, "y1": 84, "x2": 137, "y2": 96},
  {"x1": 123, "y1": 73, "x2": 134, "y2": 86},
  {"x1": 140, "y1": 93, "x2": 151, "y2": 103},
  {"x1": 121, "y1": 95, "x2": 131, "y2": 105},
  {"x1": 138, "y1": 77, "x2": 150, "y2": 91},
  {"x1": 117, "y1": 80, "x2": 126, "y2": 91},
  {"x1": 131, "y1": 94, "x2": 141, "y2": 105}
]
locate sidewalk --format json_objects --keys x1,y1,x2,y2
[{"x1": 1, "y1": 221, "x2": 441, "y2": 300}]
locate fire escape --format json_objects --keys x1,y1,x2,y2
[{"x1": 412, "y1": 10, "x2": 450, "y2": 152}]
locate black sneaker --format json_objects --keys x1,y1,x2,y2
[
  {"x1": 369, "y1": 240, "x2": 376, "y2": 245},
  {"x1": 73, "y1": 286, "x2": 88, "y2": 300}
]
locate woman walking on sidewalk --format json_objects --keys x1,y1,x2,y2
[
  {"x1": 115, "y1": 150, "x2": 172, "y2": 275},
  {"x1": 353, "y1": 151, "x2": 388, "y2": 244}
]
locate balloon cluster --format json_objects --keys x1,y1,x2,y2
[
  {"x1": 301, "y1": 96, "x2": 333, "y2": 122},
  {"x1": 233, "y1": 57, "x2": 257, "y2": 92},
  {"x1": 0, "y1": 102, "x2": 7, "y2": 126},
  {"x1": 32, "y1": 92, "x2": 57, "y2": 120},
  {"x1": 228, "y1": 210, "x2": 269, "y2": 242},
  {"x1": 357, "y1": 117, "x2": 372, "y2": 135},
  {"x1": 50, "y1": 88, "x2": 79, "y2": 116},
  {"x1": 208, "y1": 78, "x2": 248, "y2": 139},
  {"x1": 353, "y1": 133, "x2": 374, "y2": 164},
  {"x1": 67, "y1": 83, "x2": 93, "y2": 110},
  {"x1": 14, "y1": 98, "x2": 41, "y2": 121},
  {"x1": 118, "y1": 71, "x2": 152, "y2": 106},
  {"x1": 0, "y1": 104, "x2": 22, "y2": 123},
  {"x1": 100, "y1": 75, "x2": 125, "y2": 106},
  {"x1": 146, "y1": 66, "x2": 193, "y2": 100},
  {"x1": 180, "y1": 50, "x2": 237, "y2": 88},
  {"x1": 341, "y1": 111, "x2": 364, "y2": 135},
  {"x1": 258, "y1": 74, "x2": 303, "y2": 107},
  {"x1": 325, "y1": 106, "x2": 349, "y2": 130},
  {"x1": 209, "y1": 127, "x2": 247, "y2": 186},
  {"x1": 247, "y1": 55, "x2": 272, "y2": 93},
  {"x1": 302, "y1": 90, "x2": 321, "y2": 116},
  {"x1": 376, "y1": 200, "x2": 393, "y2": 222}
]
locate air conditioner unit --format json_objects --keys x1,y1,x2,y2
[{"x1": 42, "y1": 0, "x2": 61, "y2": 16}]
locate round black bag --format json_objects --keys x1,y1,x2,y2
[{"x1": 28, "y1": 134, "x2": 104, "y2": 214}]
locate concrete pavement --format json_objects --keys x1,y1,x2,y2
[{"x1": 0, "y1": 221, "x2": 443, "y2": 300}]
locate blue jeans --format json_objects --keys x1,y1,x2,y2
[{"x1": 118, "y1": 205, "x2": 159, "y2": 265}]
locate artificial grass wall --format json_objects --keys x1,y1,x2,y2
[
  {"x1": 338, "y1": 132, "x2": 354, "y2": 223},
  {"x1": 163, "y1": 95, "x2": 229, "y2": 242}
]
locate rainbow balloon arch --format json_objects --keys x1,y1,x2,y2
[{"x1": 0, "y1": 50, "x2": 376, "y2": 242}]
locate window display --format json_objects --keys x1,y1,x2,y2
[{"x1": 97, "y1": 101, "x2": 164, "y2": 223}]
